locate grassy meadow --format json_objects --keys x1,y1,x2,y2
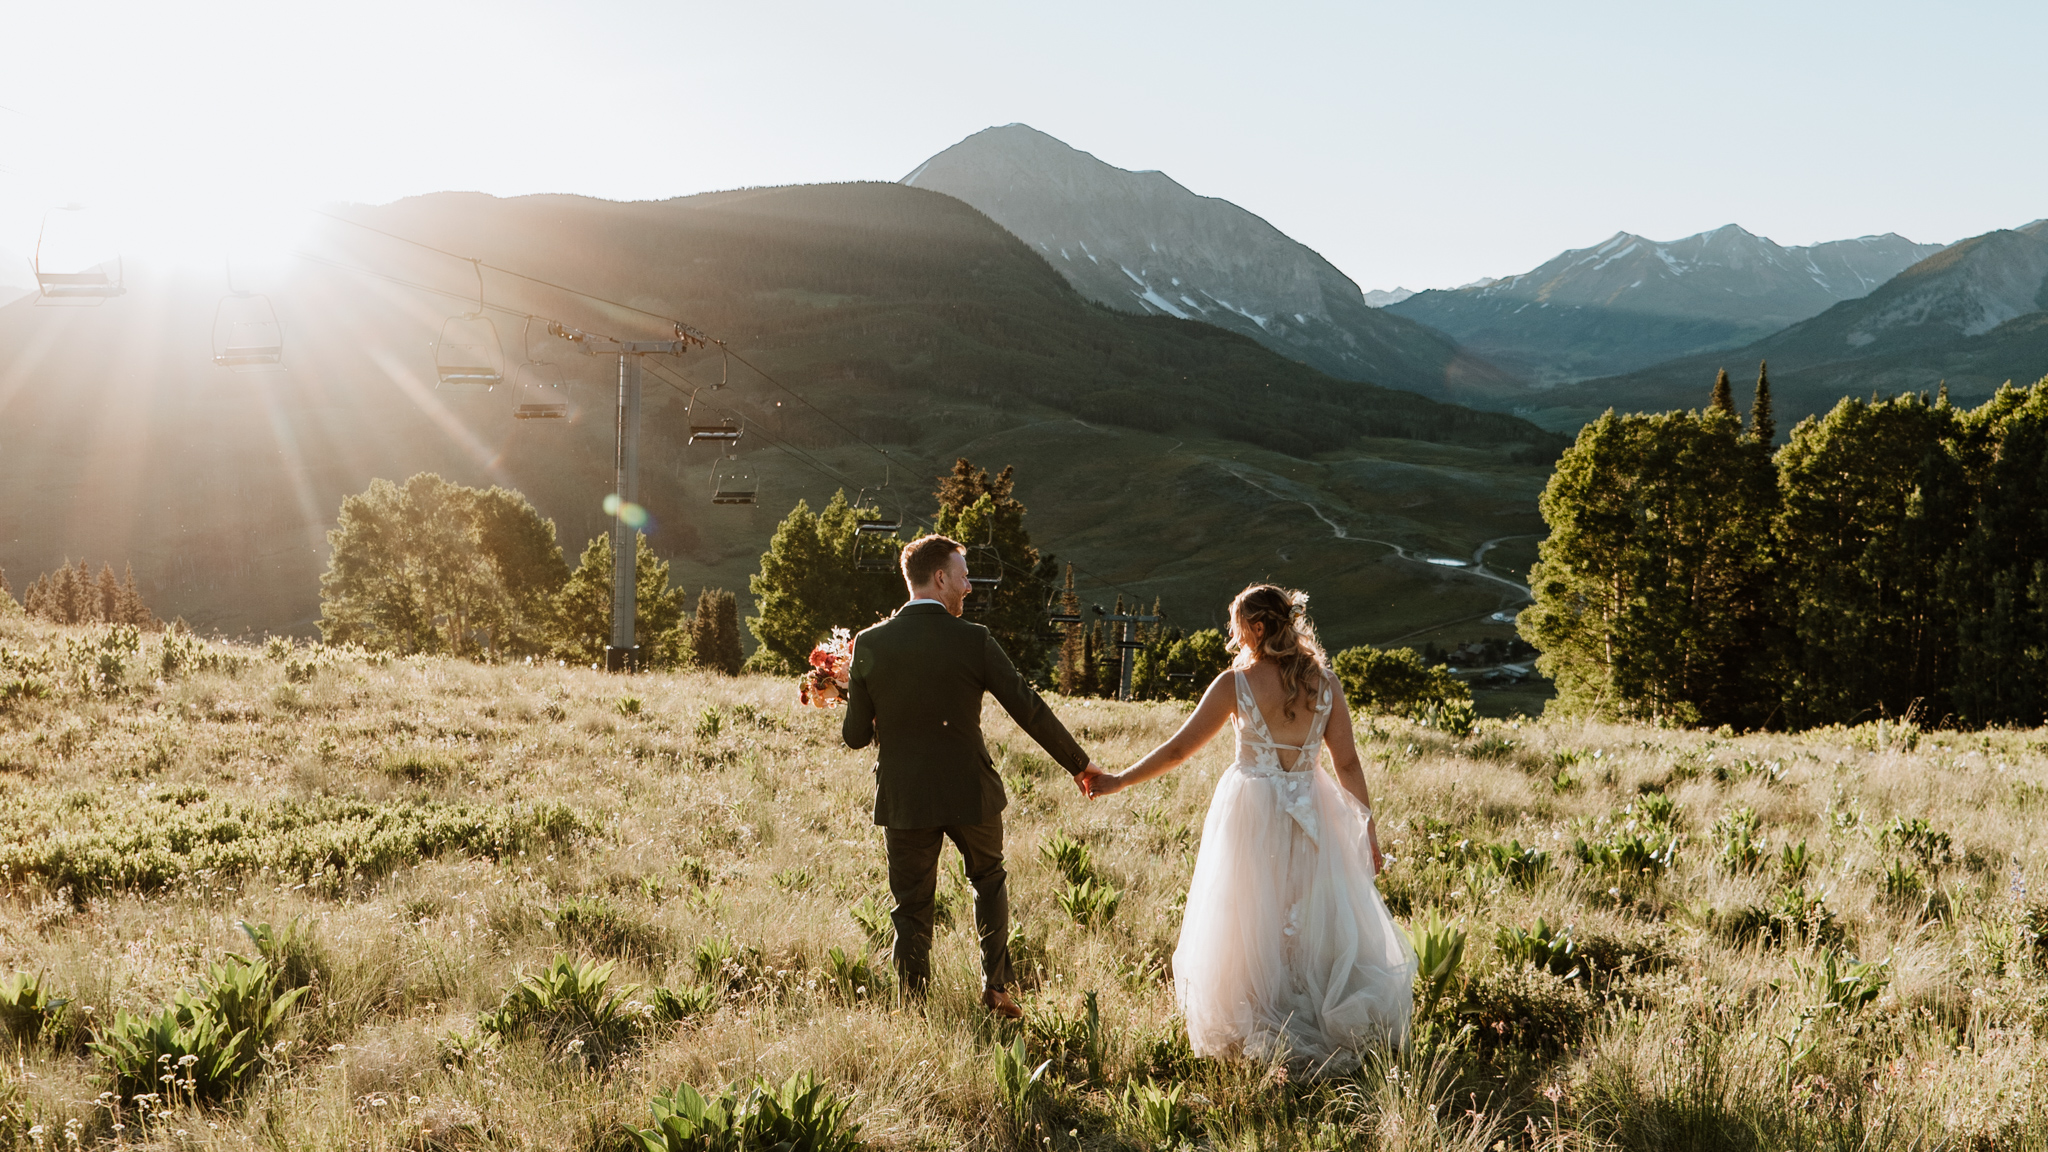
[{"x1": 2, "y1": 614, "x2": 2047, "y2": 1150}]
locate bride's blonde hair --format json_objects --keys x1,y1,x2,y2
[{"x1": 1227, "y1": 584, "x2": 1327, "y2": 720}]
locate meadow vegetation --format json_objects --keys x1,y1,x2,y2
[{"x1": 2, "y1": 613, "x2": 2046, "y2": 1149}]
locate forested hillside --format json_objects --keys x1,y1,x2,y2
[{"x1": 0, "y1": 183, "x2": 1560, "y2": 645}]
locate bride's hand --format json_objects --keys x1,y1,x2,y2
[{"x1": 1087, "y1": 771, "x2": 1128, "y2": 798}]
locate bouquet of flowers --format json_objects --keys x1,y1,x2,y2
[{"x1": 798, "y1": 627, "x2": 853, "y2": 708}]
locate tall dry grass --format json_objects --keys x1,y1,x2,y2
[{"x1": 0, "y1": 613, "x2": 2044, "y2": 1150}]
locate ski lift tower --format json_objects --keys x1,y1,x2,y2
[
  {"x1": 549, "y1": 321, "x2": 709, "y2": 671},
  {"x1": 1094, "y1": 604, "x2": 1160, "y2": 702}
]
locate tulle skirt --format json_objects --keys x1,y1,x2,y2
[{"x1": 1172, "y1": 762, "x2": 1417, "y2": 1075}]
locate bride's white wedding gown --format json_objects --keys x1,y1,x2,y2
[{"x1": 1172, "y1": 669, "x2": 1417, "y2": 1073}]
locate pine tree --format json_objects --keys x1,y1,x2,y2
[
  {"x1": 118, "y1": 564, "x2": 157, "y2": 628},
  {"x1": 707, "y1": 589, "x2": 743, "y2": 675},
  {"x1": 0, "y1": 567, "x2": 16, "y2": 617},
  {"x1": 23, "y1": 573, "x2": 50, "y2": 621},
  {"x1": 96, "y1": 563, "x2": 121, "y2": 625},
  {"x1": 1749, "y1": 361, "x2": 1776, "y2": 446},
  {"x1": 932, "y1": 459, "x2": 1057, "y2": 681},
  {"x1": 549, "y1": 533, "x2": 691, "y2": 667},
  {"x1": 746, "y1": 491, "x2": 899, "y2": 673},
  {"x1": 1711, "y1": 368, "x2": 1735, "y2": 415},
  {"x1": 1056, "y1": 564, "x2": 1086, "y2": 696}
]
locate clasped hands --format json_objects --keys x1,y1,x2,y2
[{"x1": 1074, "y1": 763, "x2": 1124, "y2": 799}]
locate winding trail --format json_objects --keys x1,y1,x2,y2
[{"x1": 1222, "y1": 467, "x2": 1535, "y2": 600}]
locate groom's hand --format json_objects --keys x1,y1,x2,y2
[{"x1": 1074, "y1": 762, "x2": 1109, "y2": 798}]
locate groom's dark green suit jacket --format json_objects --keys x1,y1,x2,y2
[{"x1": 842, "y1": 602, "x2": 1091, "y2": 828}]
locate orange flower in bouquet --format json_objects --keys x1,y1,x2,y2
[{"x1": 798, "y1": 628, "x2": 853, "y2": 708}]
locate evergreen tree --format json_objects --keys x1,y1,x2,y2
[
  {"x1": 1056, "y1": 564, "x2": 1086, "y2": 696},
  {"x1": 95, "y1": 563, "x2": 121, "y2": 625},
  {"x1": 549, "y1": 533, "x2": 692, "y2": 668},
  {"x1": 62, "y1": 561, "x2": 90, "y2": 624},
  {"x1": 1749, "y1": 361, "x2": 1776, "y2": 446},
  {"x1": 0, "y1": 567, "x2": 16, "y2": 617},
  {"x1": 692, "y1": 589, "x2": 744, "y2": 675},
  {"x1": 22, "y1": 572, "x2": 50, "y2": 621},
  {"x1": 746, "y1": 491, "x2": 899, "y2": 674},
  {"x1": 932, "y1": 459, "x2": 1057, "y2": 681},
  {"x1": 118, "y1": 564, "x2": 157, "y2": 628},
  {"x1": 1772, "y1": 394, "x2": 1968, "y2": 726},
  {"x1": 1711, "y1": 369, "x2": 1735, "y2": 416},
  {"x1": 1948, "y1": 379, "x2": 2048, "y2": 726},
  {"x1": 1520, "y1": 405, "x2": 1777, "y2": 726}
]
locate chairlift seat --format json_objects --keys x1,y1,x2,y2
[
  {"x1": 856, "y1": 519, "x2": 902, "y2": 535},
  {"x1": 438, "y1": 366, "x2": 503, "y2": 388},
  {"x1": 214, "y1": 345, "x2": 283, "y2": 367},
  {"x1": 689, "y1": 422, "x2": 743, "y2": 444},
  {"x1": 1046, "y1": 613, "x2": 1083, "y2": 625},
  {"x1": 515, "y1": 403, "x2": 568, "y2": 420},
  {"x1": 712, "y1": 488, "x2": 757, "y2": 505}
]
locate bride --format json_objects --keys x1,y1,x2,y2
[{"x1": 1090, "y1": 584, "x2": 1416, "y2": 1074}]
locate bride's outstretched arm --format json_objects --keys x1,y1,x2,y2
[
  {"x1": 1089, "y1": 672, "x2": 1235, "y2": 797},
  {"x1": 1322, "y1": 692, "x2": 1385, "y2": 873}
]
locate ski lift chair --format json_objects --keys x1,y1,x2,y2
[
  {"x1": 435, "y1": 314, "x2": 504, "y2": 391},
  {"x1": 711, "y1": 455, "x2": 757, "y2": 505},
  {"x1": 33, "y1": 208, "x2": 124, "y2": 301},
  {"x1": 965, "y1": 543, "x2": 1003, "y2": 589},
  {"x1": 511, "y1": 360, "x2": 568, "y2": 421},
  {"x1": 211, "y1": 293, "x2": 283, "y2": 368},
  {"x1": 852, "y1": 482, "x2": 904, "y2": 572},
  {"x1": 688, "y1": 419, "x2": 742, "y2": 445}
]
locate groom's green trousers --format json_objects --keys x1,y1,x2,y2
[{"x1": 885, "y1": 816, "x2": 1013, "y2": 994}]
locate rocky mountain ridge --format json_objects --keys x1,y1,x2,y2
[
  {"x1": 902, "y1": 124, "x2": 1523, "y2": 403},
  {"x1": 1388, "y1": 224, "x2": 1944, "y2": 384}
]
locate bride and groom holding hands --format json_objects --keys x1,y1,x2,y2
[{"x1": 830, "y1": 533, "x2": 1416, "y2": 1073}]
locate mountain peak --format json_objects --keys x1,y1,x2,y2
[
  {"x1": 1389, "y1": 224, "x2": 1945, "y2": 383},
  {"x1": 900, "y1": 126, "x2": 1523, "y2": 402}
]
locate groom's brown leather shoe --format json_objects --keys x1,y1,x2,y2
[{"x1": 981, "y1": 989, "x2": 1023, "y2": 1019}]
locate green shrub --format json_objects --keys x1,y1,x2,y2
[
  {"x1": 0, "y1": 971, "x2": 67, "y2": 1046},
  {"x1": 0, "y1": 792, "x2": 589, "y2": 896},
  {"x1": 627, "y1": 1072, "x2": 862, "y2": 1152},
  {"x1": 1039, "y1": 830, "x2": 1094, "y2": 885},
  {"x1": 1332, "y1": 646, "x2": 1470, "y2": 720},
  {"x1": 1056, "y1": 878, "x2": 1121, "y2": 927},
  {"x1": 90, "y1": 955, "x2": 305, "y2": 1103},
  {"x1": 1483, "y1": 839, "x2": 1553, "y2": 889},
  {"x1": 236, "y1": 917, "x2": 328, "y2": 993},
  {"x1": 1574, "y1": 829, "x2": 1678, "y2": 885},
  {"x1": 483, "y1": 954, "x2": 645, "y2": 1063},
  {"x1": 379, "y1": 747, "x2": 462, "y2": 784},
  {"x1": 1120, "y1": 1077, "x2": 1193, "y2": 1146},
  {"x1": 991, "y1": 1036, "x2": 1052, "y2": 1140},
  {"x1": 646, "y1": 983, "x2": 719, "y2": 1023},
  {"x1": 1404, "y1": 909, "x2": 1467, "y2": 1022},
  {"x1": 824, "y1": 947, "x2": 888, "y2": 1005},
  {"x1": 847, "y1": 896, "x2": 892, "y2": 953},
  {"x1": 1497, "y1": 917, "x2": 1580, "y2": 980},
  {"x1": 1460, "y1": 964, "x2": 1596, "y2": 1057},
  {"x1": 1713, "y1": 807, "x2": 1767, "y2": 875},
  {"x1": 1879, "y1": 816, "x2": 1954, "y2": 875}
]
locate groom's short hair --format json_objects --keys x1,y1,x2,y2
[{"x1": 901, "y1": 534, "x2": 965, "y2": 588}]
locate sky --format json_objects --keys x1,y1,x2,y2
[{"x1": 3, "y1": 0, "x2": 2044, "y2": 294}]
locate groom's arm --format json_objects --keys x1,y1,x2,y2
[
  {"x1": 982, "y1": 634, "x2": 1089, "y2": 775},
  {"x1": 841, "y1": 642, "x2": 876, "y2": 750}
]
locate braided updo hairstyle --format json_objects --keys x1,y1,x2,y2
[{"x1": 1227, "y1": 584, "x2": 1328, "y2": 720}]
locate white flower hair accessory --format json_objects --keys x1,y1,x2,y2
[{"x1": 1288, "y1": 590, "x2": 1309, "y2": 618}]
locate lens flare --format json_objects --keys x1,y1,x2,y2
[{"x1": 602, "y1": 494, "x2": 650, "y2": 529}]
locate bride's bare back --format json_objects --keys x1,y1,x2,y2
[{"x1": 1235, "y1": 661, "x2": 1325, "y2": 770}]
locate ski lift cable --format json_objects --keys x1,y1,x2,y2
[
  {"x1": 312, "y1": 209, "x2": 889, "y2": 467},
  {"x1": 291, "y1": 245, "x2": 1164, "y2": 610}
]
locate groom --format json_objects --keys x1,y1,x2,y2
[{"x1": 840, "y1": 534, "x2": 1107, "y2": 1019}]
